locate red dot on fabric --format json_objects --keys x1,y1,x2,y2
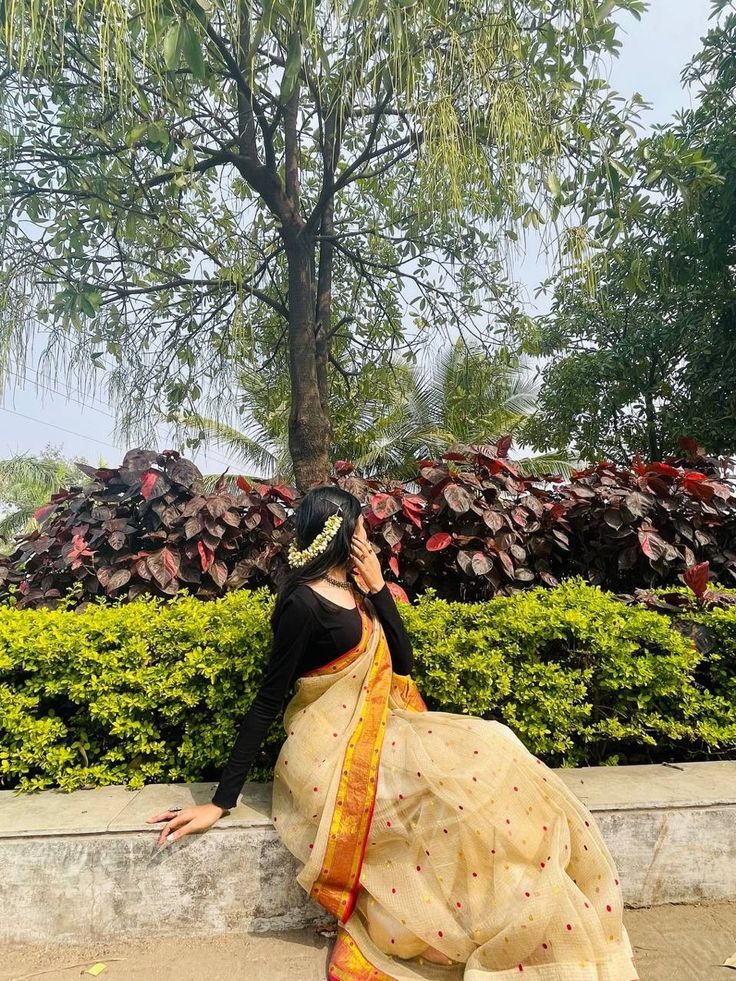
[
  {"x1": 458, "y1": 805, "x2": 464, "y2": 810},
  {"x1": 426, "y1": 850, "x2": 431, "y2": 856},
  {"x1": 472, "y1": 776, "x2": 477, "y2": 782},
  {"x1": 387, "y1": 821, "x2": 392, "y2": 827},
  {"x1": 472, "y1": 872, "x2": 478, "y2": 877},
  {"x1": 342, "y1": 704, "x2": 347, "y2": 708},
  {"x1": 284, "y1": 761, "x2": 288, "y2": 766},
  {"x1": 543, "y1": 825, "x2": 548, "y2": 831},
  {"x1": 585, "y1": 820, "x2": 590, "y2": 827},
  {"x1": 313, "y1": 787, "x2": 318, "y2": 792},
  {"x1": 518, "y1": 966, "x2": 524, "y2": 973},
  {"x1": 333, "y1": 733, "x2": 338, "y2": 737},
  {"x1": 542, "y1": 943, "x2": 548, "y2": 949},
  {"x1": 525, "y1": 892, "x2": 530, "y2": 898},
  {"x1": 416, "y1": 865, "x2": 422, "y2": 871},
  {"x1": 566, "y1": 924, "x2": 572, "y2": 931},
  {"x1": 584, "y1": 902, "x2": 589, "y2": 908},
  {"x1": 438, "y1": 931, "x2": 443, "y2": 937},
  {"x1": 309, "y1": 844, "x2": 314, "y2": 849},
  {"x1": 615, "y1": 879, "x2": 619, "y2": 885},
  {"x1": 474, "y1": 750, "x2": 479, "y2": 755},
  {"x1": 456, "y1": 901, "x2": 462, "y2": 908},
  {"x1": 399, "y1": 794, "x2": 404, "y2": 800},
  {"x1": 506, "y1": 819, "x2": 511, "y2": 824},
  {"x1": 540, "y1": 862, "x2": 545, "y2": 868},
  {"x1": 428, "y1": 730, "x2": 432, "y2": 734},
  {"x1": 513, "y1": 786, "x2": 519, "y2": 792},
  {"x1": 606, "y1": 905, "x2": 612, "y2": 912},
  {"x1": 444, "y1": 829, "x2": 448, "y2": 834},
  {"x1": 392, "y1": 741, "x2": 396, "y2": 746},
  {"x1": 392, "y1": 887, "x2": 397, "y2": 893},
  {"x1": 417, "y1": 771, "x2": 421, "y2": 777},
  {"x1": 491, "y1": 848, "x2": 496, "y2": 854}
]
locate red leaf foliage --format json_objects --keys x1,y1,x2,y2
[{"x1": 2, "y1": 440, "x2": 736, "y2": 609}]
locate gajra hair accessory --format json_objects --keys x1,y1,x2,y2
[{"x1": 288, "y1": 511, "x2": 344, "y2": 568}]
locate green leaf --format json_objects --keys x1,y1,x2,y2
[
  {"x1": 182, "y1": 23, "x2": 206, "y2": 80},
  {"x1": 163, "y1": 20, "x2": 182, "y2": 71},
  {"x1": 608, "y1": 157, "x2": 633, "y2": 180},
  {"x1": 279, "y1": 31, "x2": 302, "y2": 105},
  {"x1": 546, "y1": 173, "x2": 562, "y2": 197},
  {"x1": 125, "y1": 123, "x2": 148, "y2": 147},
  {"x1": 349, "y1": 0, "x2": 370, "y2": 19}
]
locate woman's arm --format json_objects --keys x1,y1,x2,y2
[
  {"x1": 349, "y1": 523, "x2": 414, "y2": 675},
  {"x1": 366, "y1": 583, "x2": 414, "y2": 675},
  {"x1": 210, "y1": 591, "x2": 314, "y2": 810}
]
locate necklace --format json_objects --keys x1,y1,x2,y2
[{"x1": 321, "y1": 572, "x2": 353, "y2": 590}]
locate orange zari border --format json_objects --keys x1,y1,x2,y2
[
  {"x1": 328, "y1": 927, "x2": 398, "y2": 981},
  {"x1": 309, "y1": 606, "x2": 393, "y2": 923}
]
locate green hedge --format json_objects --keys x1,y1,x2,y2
[{"x1": 2, "y1": 578, "x2": 736, "y2": 795}]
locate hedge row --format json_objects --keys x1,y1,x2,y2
[{"x1": 2, "y1": 578, "x2": 736, "y2": 796}]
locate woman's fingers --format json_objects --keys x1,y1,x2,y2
[
  {"x1": 156, "y1": 811, "x2": 191, "y2": 845},
  {"x1": 146, "y1": 809, "x2": 180, "y2": 824}
]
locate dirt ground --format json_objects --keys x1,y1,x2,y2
[{"x1": 2, "y1": 903, "x2": 735, "y2": 981}]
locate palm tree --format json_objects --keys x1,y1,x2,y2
[
  {"x1": 0, "y1": 449, "x2": 86, "y2": 547},
  {"x1": 177, "y1": 341, "x2": 577, "y2": 482}
]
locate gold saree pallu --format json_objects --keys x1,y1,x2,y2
[{"x1": 271, "y1": 598, "x2": 639, "y2": 981}]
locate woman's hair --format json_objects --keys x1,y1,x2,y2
[{"x1": 271, "y1": 484, "x2": 364, "y2": 627}]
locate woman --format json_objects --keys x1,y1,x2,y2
[{"x1": 147, "y1": 486, "x2": 639, "y2": 980}]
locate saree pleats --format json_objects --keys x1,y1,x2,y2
[{"x1": 271, "y1": 598, "x2": 639, "y2": 981}]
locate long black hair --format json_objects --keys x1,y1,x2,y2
[{"x1": 272, "y1": 485, "x2": 364, "y2": 627}]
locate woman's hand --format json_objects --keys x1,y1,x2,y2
[
  {"x1": 146, "y1": 802, "x2": 227, "y2": 847},
  {"x1": 350, "y1": 522, "x2": 385, "y2": 594}
]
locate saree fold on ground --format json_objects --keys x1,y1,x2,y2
[{"x1": 271, "y1": 598, "x2": 639, "y2": 981}]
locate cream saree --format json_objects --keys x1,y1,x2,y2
[{"x1": 271, "y1": 595, "x2": 639, "y2": 981}]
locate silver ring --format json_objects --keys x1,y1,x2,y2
[{"x1": 169, "y1": 806, "x2": 183, "y2": 812}]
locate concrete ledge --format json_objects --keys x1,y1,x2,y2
[{"x1": 2, "y1": 761, "x2": 736, "y2": 944}]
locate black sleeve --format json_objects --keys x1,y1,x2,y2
[
  {"x1": 367, "y1": 583, "x2": 414, "y2": 675},
  {"x1": 210, "y1": 591, "x2": 314, "y2": 810}
]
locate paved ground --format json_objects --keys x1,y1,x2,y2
[{"x1": 2, "y1": 903, "x2": 735, "y2": 981}]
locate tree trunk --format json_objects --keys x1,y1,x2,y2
[{"x1": 284, "y1": 229, "x2": 331, "y2": 490}]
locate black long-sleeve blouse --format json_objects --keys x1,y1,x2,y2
[{"x1": 210, "y1": 582, "x2": 413, "y2": 810}]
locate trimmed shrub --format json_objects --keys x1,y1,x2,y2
[{"x1": 2, "y1": 579, "x2": 735, "y2": 796}]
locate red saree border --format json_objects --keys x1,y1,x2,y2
[
  {"x1": 391, "y1": 673, "x2": 428, "y2": 713},
  {"x1": 309, "y1": 611, "x2": 392, "y2": 923},
  {"x1": 328, "y1": 926, "x2": 398, "y2": 981}
]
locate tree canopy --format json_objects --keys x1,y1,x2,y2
[
  {"x1": 2, "y1": 0, "x2": 647, "y2": 487},
  {"x1": 524, "y1": 2, "x2": 736, "y2": 463}
]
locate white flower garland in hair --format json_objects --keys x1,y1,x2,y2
[{"x1": 287, "y1": 512, "x2": 344, "y2": 568}]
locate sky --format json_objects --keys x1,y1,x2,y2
[{"x1": 0, "y1": 0, "x2": 716, "y2": 475}]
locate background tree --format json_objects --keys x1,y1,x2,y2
[
  {"x1": 523, "y1": 3, "x2": 735, "y2": 463},
  {"x1": 177, "y1": 338, "x2": 576, "y2": 479},
  {"x1": 0, "y1": 447, "x2": 87, "y2": 547},
  {"x1": 2, "y1": 0, "x2": 646, "y2": 489}
]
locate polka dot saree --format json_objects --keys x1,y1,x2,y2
[{"x1": 271, "y1": 596, "x2": 639, "y2": 981}]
